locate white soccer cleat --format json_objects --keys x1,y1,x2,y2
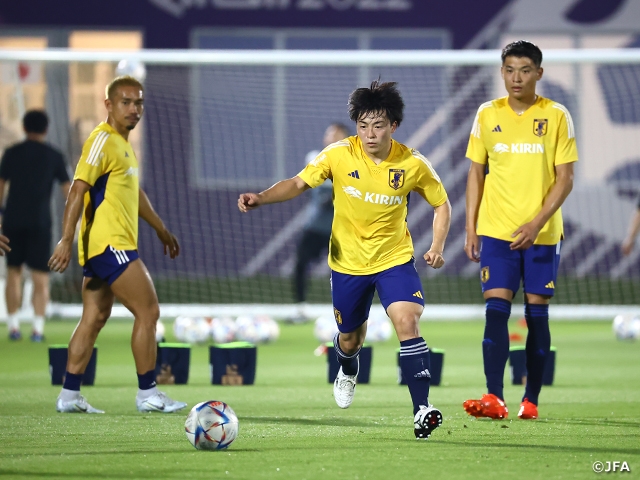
[
  {"x1": 136, "y1": 391, "x2": 187, "y2": 413},
  {"x1": 414, "y1": 404, "x2": 443, "y2": 440},
  {"x1": 333, "y1": 366, "x2": 357, "y2": 409},
  {"x1": 56, "y1": 395, "x2": 105, "y2": 414}
]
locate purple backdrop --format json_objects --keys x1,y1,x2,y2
[{"x1": 0, "y1": 1, "x2": 510, "y2": 49}]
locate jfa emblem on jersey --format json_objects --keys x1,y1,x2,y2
[
  {"x1": 481, "y1": 266, "x2": 490, "y2": 283},
  {"x1": 333, "y1": 307, "x2": 343, "y2": 325},
  {"x1": 389, "y1": 169, "x2": 405, "y2": 190},
  {"x1": 533, "y1": 119, "x2": 548, "y2": 137}
]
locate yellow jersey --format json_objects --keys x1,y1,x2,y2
[
  {"x1": 297, "y1": 135, "x2": 448, "y2": 275},
  {"x1": 466, "y1": 96, "x2": 578, "y2": 245},
  {"x1": 74, "y1": 122, "x2": 139, "y2": 265}
]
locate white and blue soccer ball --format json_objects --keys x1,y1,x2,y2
[
  {"x1": 185, "y1": 400, "x2": 239, "y2": 451},
  {"x1": 253, "y1": 315, "x2": 280, "y2": 343},
  {"x1": 613, "y1": 314, "x2": 640, "y2": 341},
  {"x1": 209, "y1": 317, "x2": 237, "y2": 344},
  {"x1": 183, "y1": 317, "x2": 211, "y2": 344},
  {"x1": 173, "y1": 316, "x2": 193, "y2": 342},
  {"x1": 115, "y1": 59, "x2": 146, "y2": 83},
  {"x1": 314, "y1": 316, "x2": 339, "y2": 343},
  {"x1": 235, "y1": 315, "x2": 260, "y2": 344},
  {"x1": 366, "y1": 315, "x2": 393, "y2": 343}
]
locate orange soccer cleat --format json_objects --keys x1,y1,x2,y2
[
  {"x1": 463, "y1": 393, "x2": 509, "y2": 419},
  {"x1": 517, "y1": 398, "x2": 538, "y2": 419}
]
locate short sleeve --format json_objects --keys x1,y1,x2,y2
[
  {"x1": 411, "y1": 149, "x2": 448, "y2": 207},
  {"x1": 297, "y1": 148, "x2": 334, "y2": 188},
  {"x1": 0, "y1": 149, "x2": 12, "y2": 180},
  {"x1": 466, "y1": 105, "x2": 488, "y2": 165},
  {"x1": 554, "y1": 104, "x2": 579, "y2": 166},
  {"x1": 74, "y1": 131, "x2": 111, "y2": 186}
]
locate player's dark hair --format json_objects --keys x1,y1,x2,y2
[
  {"x1": 501, "y1": 40, "x2": 543, "y2": 68},
  {"x1": 105, "y1": 75, "x2": 144, "y2": 100},
  {"x1": 330, "y1": 122, "x2": 351, "y2": 137},
  {"x1": 348, "y1": 80, "x2": 404, "y2": 127},
  {"x1": 22, "y1": 110, "x2": 48, "y2": 134}
]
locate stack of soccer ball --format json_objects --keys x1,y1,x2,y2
[
  {"x1": 313, "y1": 315, "x2": 393, "y2": 343},
  {"x1": 612, "y1": 314, "x2": 640, "y2": 341},
  {"x1": 171, "y1": 315, "x2": 280, "y2": 345}
]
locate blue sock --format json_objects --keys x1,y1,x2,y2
[
  {"x1": 333, "y1": 332, "x2": 360, "y2": 376},
  {"x1": 483, "y1": 298, "x2": 511, "y2": 401},
  {"x1": 62, "y1": 372, "x2": 83, "y2": 391},
  {"x1": 524, "y1": 303, "x2": 550, "y2": 406},
  {"x1": 399, "y1": 337, "x2": 431, "y2": 415},
  {"x1": 137, "y1": 369, "x2": 157, "y2": 390}
]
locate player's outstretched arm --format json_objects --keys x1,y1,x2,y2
[
  {"x1": 510, "y1": 162, "x2": 574, "y2": 250},
  {"x1": 464, "y1": 161, "x2": 485, "y2": 262},
  {"x1": 238, "y1": 176, "x2": 310, "y2": 213},
  {"x1": 424, "y1": 198, "x2": 451, "y2": 269},
  {"x1": 139, "y1": 188, "x2": 180, "y2": 259},
  {"x1": 49, "y1": 179, "x2": 91, "y2": 272}
]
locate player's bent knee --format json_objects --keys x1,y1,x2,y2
[{"x1": 338, "y1": 332, "x2": 364, "y2": 353}]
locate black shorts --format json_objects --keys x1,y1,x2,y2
[{"x1": 2, "y1": 226, "x2": 51, "y2": 272}]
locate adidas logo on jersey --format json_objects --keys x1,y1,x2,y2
[
  {"x1": 348, "y1": 170, "x2": 360, "y2": 179},
  {"x1": 492, "y1": 125, "x2": 502, "y2": 132},
  {"x1": 493, "y1": 142, "x2": 544, "y2": 154},
  {"x1": 413, "y1": 291, "x2": 423, "y2": 299},
  {"x1": 545, "y1": 281, "x2": 555, "y2": 289},
  {"x1": 125, "y1": 151, "x2": 129, "y2": 157},
  {"x1": 414, "y1": 369, "x2": 431, "y2": 379}
]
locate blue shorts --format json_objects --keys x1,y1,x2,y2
[
  {"x1": 330, "y1": 259, "x2": 425, "y2": 333},
  {"x1": 83, "y1": 246, "x2": 139, "y2": 285},
  {"x1": 479, "y1": 236, "x2": 561, "y2": 297}
]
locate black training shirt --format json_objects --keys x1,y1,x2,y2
[{"x1": 0, "y1": 140, "x2": 70, "y2": 229}]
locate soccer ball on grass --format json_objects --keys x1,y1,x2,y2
[
  {"x1": 185, "y1": 400, "x2": 239, "y2": 450},
  {"x1": 613, "y1": 314, "x2": 640, "y2": 341}
]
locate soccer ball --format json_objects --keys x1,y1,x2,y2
[
  {"x1": 366, "y1": 315, "x2": 393, "y2": 343},
  {"x1": 155, "y1": 319, "x2": 166, "y2": 343},
  {"x1": 185, "y1": 400, "x2": 239, "y2": 451},
  {"x1": 253, "y1": 315, "x2": 280, "y2": 343},
  {"x1": 183, "y1": 317, "x2": 211, "y2": 344},
  {"x1": 209, "y1": 317, "x2": 237, "y2": 344},
  {"x1": 115, "y1": 59, "x2": 146, "y2": 83},
  {"x1": 314, "y1": 316, "x2": 339, "y2": 343},
  {"x1": 235, "y1": 315, "x2": 260, "y2": 343},
  {"x1": 613, "y1": 314, "x2": 640, "y2": 341},
  {"x1": 173, "y1": 316, "x2": 193, "y2": 342}
]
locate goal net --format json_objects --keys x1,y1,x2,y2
[{"x1": 1, "y1": 48, "x2": 639, "y2": 319}]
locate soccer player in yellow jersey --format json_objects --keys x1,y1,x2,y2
[
  {"x1": 463, "y1": 41, "x2": 578, "y2": 420},
  {"x1": 239, "y1": 80, "x2": 452, "y2": 439},
  {"x1": 48, "y1": 76, "x2": 186, "y2": 414}
]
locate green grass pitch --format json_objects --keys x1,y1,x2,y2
[{"x1": 1, "y1": 318, "x2": 639, "y2": 479}]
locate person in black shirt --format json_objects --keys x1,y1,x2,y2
[{"x1": 0, "y1": 110, "x2": 70, "y2": 341}]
